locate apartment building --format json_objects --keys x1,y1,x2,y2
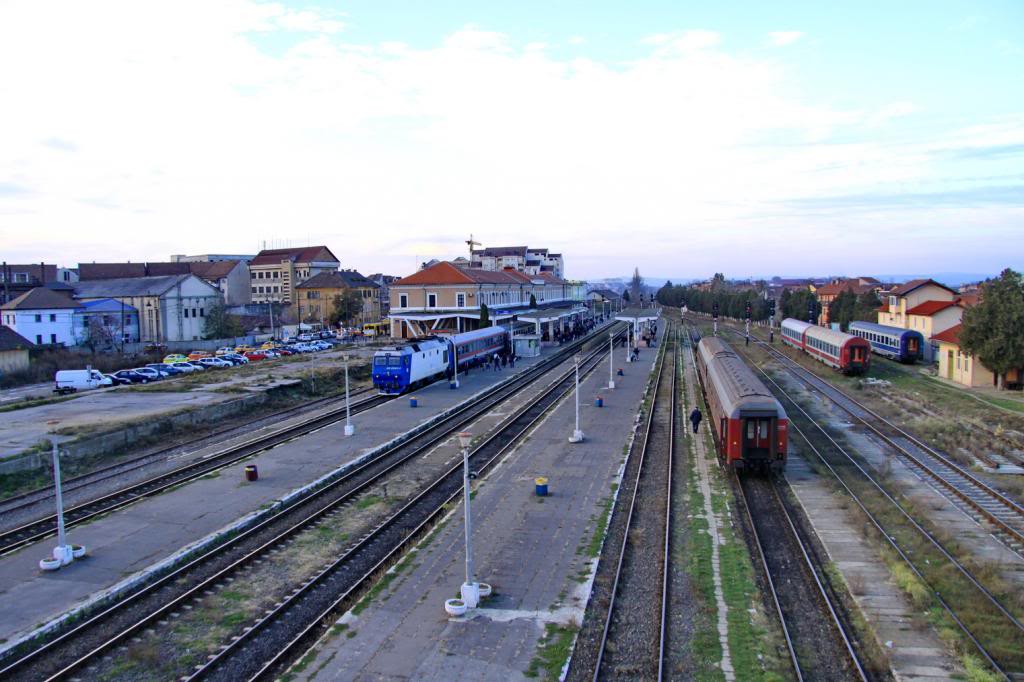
[{"x1": 248, "y1": 246, "x2": 341, "y2": 305}]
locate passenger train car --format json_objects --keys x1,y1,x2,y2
[
  {"x1": 372, "y1": 327, "x2": 510, "y2": 394},
  {"x1": 780, "y1": 318, "x2": 871, "y2": 375},
  {"x1": 848, "y1": 321, "x2": 923, "y2": 364},
  {"x1": 696, "y1": 337, "x2": 789, "y2": 471}
]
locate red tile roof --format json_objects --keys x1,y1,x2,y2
[
  {"x1": 907, "y1": 300, "x2": 958, "y2": 316},
  {"x1": 814, "y1": 280, "x2": 876, "y2": 296},
  {"x1": 876, "y1": 304, "x2": 890, "y2": 313},
  {"x1": 250, "y1": 246, "x2": 339, "y2": 267},
  {"x1": 931, "y1": 324, "x2": 962, "y2": 345},
  {"x1": 956, "y1": 292, "x2": 981, "y2": 308},
  {"x1": 394, "y1": 261, "x2": 563, "y2": 286}
]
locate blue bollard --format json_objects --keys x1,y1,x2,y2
[
  {"x1": 595, "y1": 397, "x2": 603, "y2": 408},
  {"x1": 617, "y1": 368, "x2": 624, "y2": 376},
  {"x1": 409, "y1": 397, "x2": 418, "y2": 408}
]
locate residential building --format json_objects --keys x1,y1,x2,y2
[
  {"x1": 0, "y1": 327, "x2": 31, "y2": 375},
  {"x1": 877, "y1": 279, "x2": 960, "y2": 361},
  {"x1": 388, "y1": 261, "x2": 581, "y2": 338},
  {"x1": 470, "y1": 246, "x2": 565, "y2": 279},
  {"x1": 74, "y1": 274, "x2": 223, "y2": 342},
  {"x1": 367, "y1": 273, "x2": 400, "y2": 320},
  {"x1": 79, "y1": 260, "x2": 251, "y2": 305},
  {"x1": 0, "y1": 287, "x2": 80, "y2": 346},
  {"x1": 1, "y1": 263, "x2": 66, "y2": 306},
  {"x1": 814, "y1": 277, "x2": 881, "y2": 326},
  {"x1": 932, "y1": 324, "x2": 1022, "y2": 389},
  {"x1": 295, "y1": 270, "x2": 380, "y2": 327},
  {"x1": 248, "y1": 246, "x2": 341, "y2": 305}
]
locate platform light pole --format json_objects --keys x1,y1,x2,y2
[
  {"x1": 459, "y1": 431, "x2": 480, "y2": 607},
  {"x1": 608, "y1": 331, "x2": 616, "y2": 390},
  {"x1": 569, "y1": 354, "x2": 585, "y2": 443},
  {"x1": 343, "y1": 355, "x2": 354, "y2": 436}
]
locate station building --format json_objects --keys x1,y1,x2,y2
[
  {"x1": 387, "y1": 261, "x2": 586, "y2": 339},
  {"x1": 877, "y1": 279, "x2": 961, "y2": 362}
]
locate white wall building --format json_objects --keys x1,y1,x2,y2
[{"x1": 0, "y1": 287, "x2": 80, "y2": 346}]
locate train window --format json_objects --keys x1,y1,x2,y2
[
  {"x1": 388, "y1": 356, "x2": 402, "y2": 366},
  {"x1": 374, "y1": 356, "x2": 387, "y2": 366},
  {"x1": 759, "y1": 420, "x2": 769, "y2": 438},
  {"x1": 746, "y1": 421, "x2": 755, "y2": 439}
]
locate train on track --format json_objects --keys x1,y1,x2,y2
[
  {"x1": 780, "y1": 318, "x2": 871, "y2": 375},
  {"x1": 696, "y1": 336, "x2": 789, "y2": 471},
  {"x1": 372, "y1": 327, "x2": 510, "y2": 394},
  {"x1": 848, "y1": 320, "x2": 924, "y2": 364}
]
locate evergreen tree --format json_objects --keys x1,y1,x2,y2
[
  {"x1": 828, "y1": 289, "x2": 858, "y2": 330},
  {"x1": 479, "y1": 303, "x2": 490, "y2": 327},
  {"x1": 959, "y1": 268, "x2": 1024, "y2": 389},
  {"x1": 529, "y1": 293, "x2": 537, "y2": 308},
  {"x1": 853, "y1": 290, "x2": 882, "y2": 323},
  {"x1": 629, "y1": 267, "x2": 643, "y2": 302}
]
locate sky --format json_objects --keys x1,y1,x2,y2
[{"x1": 1, "y1": 0, "x2": 1022, "y2": 281}]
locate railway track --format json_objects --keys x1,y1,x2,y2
[
  {"x1": 0, "y1": 389, "x2": 370, "y2": 518},
  {"x1": 0, "y1": 391, "x2": 391, "y2": 557},
  {"x1": 0, "y1": 323, "x2": 625, "y2": 682},
  {"x1": 705, "y1": 323, "x2": 1024, "y2": 678},
  {"x1": 736, "y1": 474, "x2": 868, "y2": 681},
  {"x1": 738, "y1": 328, "x2": 1024, "y2": 557},
  {"x1": 589, "y1": 327, "x2": 675, "y2": 681}
]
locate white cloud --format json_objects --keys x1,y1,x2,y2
[
  {"x1": 767, "y1": 31, "x2": 804, "y2": 47},
  {"x1": 0, "y1": 2, "x2": 1017, "y2": 278},
  {"x1": 567, "y1": 36, "x2": 585, "y2": 45}
]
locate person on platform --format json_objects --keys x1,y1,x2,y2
[{"x1": 689, "y1": 407, "x2": 702, "y2": 434}]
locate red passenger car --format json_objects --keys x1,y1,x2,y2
[
  {"x1": 696, "y1": 337, "x2": 788, "y2": 471},
  {"x1": 801, "y1": 323, "x2": 871, "y2": 375}
]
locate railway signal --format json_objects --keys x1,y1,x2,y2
[
  {"x1": 712, "y1": 302, "x2": 719, "y2": 337},
  {"x1": 769, "y1": 298, "x2": 776, "y2": 343},
  {"x1": 745, "y1": 301, "x2": 752, "y2": 344}
]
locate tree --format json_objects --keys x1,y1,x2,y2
[
  {"x1": 80, "y1": 316, "x2": 114, "y2": 352},
  {"x1": 203, "y1": 303, "x2": 244, "y2": 340},
  {"x1": 529, "y1": 293, "x2": 537, "y2": 309},
  {"x1": 853, "y1": 290, "x2": 882, "y2": 324},
  {"x1": 959, "y1": 268, "x2": 1024, "y2": 389},
  {"x1": 629, "y1": 267, "x2": 643, "y2": 303},
  {"x1": 828, "y1": 289, "x2": 858, "y2": 330},
  {"x1": 784, "y1": 289, "x2": 817, "y2": 322},
  {"x1": 479, "y1": 303, "x2": 490, "y2": 327},
  {"x1": 329, "y1": 289, "x2": 364, "y2": 327},
  {"x1": 622, "y1": 290, "x2": 631, "y2": 303}
]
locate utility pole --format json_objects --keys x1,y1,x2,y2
[
  {"x1": 608, "y1": 331, "x2": 615, "y2": 389},
  {"x1": 569, "y1": 354, "x2": 585, "y2": 443}
]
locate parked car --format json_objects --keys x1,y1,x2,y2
[
  {"x1": 147, "y1": 363, "x2": 184, "y2": 376},
  {"x1": 234, "y1": 345, "x2": 256, "y2": 354},
  {"x1": 215, "y1": 346, "x2": 236, "y2": 356},
  {"x1": 244, "y1": 351, "x2": 267, "y2": 361},
  {"x1": 183, "y1": 361, "x2": 207, "y2": 372},
  {"x1": 170, "y1": 361, "x2": 196, "y2": 373},
  {"x1": 134, "y1": 367, "x2": 165, "y2": 381},
  {"x1": 54, "y1": 368, "x2": 109, "y2": 394},
  {"x1": 112, "y1": 369, "x2": 151, "y2": 384},
  {"x1": 105, "y1": 373, "x2": 132, "y2": 386},
  {"x1": 297, "y1": 333, "x2": 312, "y2": 342},
  {"x1": 163, "y1": 354, "x2": 188, "y2": 364},
  {"x1": 199, "y1": 357, "x2": 232, "y2": 369},
  {"x1": 187, "y1": 351, "x2": 212, "y2": 361},
  {"x1": 221, "y1": 353, "x2": 248, "y2": 365}
]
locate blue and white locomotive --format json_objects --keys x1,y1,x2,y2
[
  {"x1": 372, "y1": 327, "x2": 510, "y2": 394},
  {"x1": 848, "y1": 321, "x2": 924, "y2": 364}
]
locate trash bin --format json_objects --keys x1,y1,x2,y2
[
  {"x1": 617, "y1": 368, "x2": 624, "y2": 376},
  {"x1": 535, "y1": 477, "x2": 548, "y2": 496},
  {"x1": 595, "y1": 397, "x2": 603, "y2": 408},
  {"x1": 245, "y1": 464, "x2": 258, "y2": 482},
  {"x1": 410, "y1": 397, "x2": 418, "y2": 408}
]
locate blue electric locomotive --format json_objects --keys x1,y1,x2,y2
[
  {"x1": 848, "y1": 321, "x2": 924, "y2": 363},
  {"x1": 372, "y1": 327, "x2": 510, "y2": 394}
]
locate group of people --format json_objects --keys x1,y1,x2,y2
[{"x1": 447, "y1": 349, "x2": 515, "y2": 378}]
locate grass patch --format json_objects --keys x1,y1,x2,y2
[
  {"x1": 525, "y1": 622, "x2": 578, "y2": 680},
  {"x1": 582, "y1": 495, "x2": 614, "y2": 558}
]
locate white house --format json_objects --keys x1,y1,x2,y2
[{"x1": 0, "y1": 287, "x2": 80, "y2": 346}]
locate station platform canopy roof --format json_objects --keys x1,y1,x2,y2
[{"x1": 616, "y1": 306, "x2": 662, "y2": 323}]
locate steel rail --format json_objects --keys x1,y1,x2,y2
[
  {"x1": 656, "y1": 327, "x2": 676, "y2": 682},
  {"x1": 731, "y1": 326, "x2": 1024, "y2": 549},
  {"x1": 0, "y1": 392, "x2": 392, "y2": 556},
  {"x1": 592, "y1": 330, "x2": 671, "y2": 682},
  {"x1": 0, "y1": 388, "x2": 370, "y2": 517},
  {"x1": 191, "y1": 328, "x2": 621, "y2": 682},
  {"x1": 723, "y1": 333, "x2": 1017, "y2": 679},
  {"x1": 4, "y1": 323, "x2": 623, "y2": 682}
]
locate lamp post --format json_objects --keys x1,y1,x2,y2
[
  {"x1": 608, "y1": 331, "x2": 615, "y2": 389},
  {"x1": 625, "y1": 322, "x2": 632, "y2": 363},
  {"x1": 569, "y1": 354, "x2": 585, "y2": 443},
  {"x1": 343, "y1": 355, "x2": 354, "y2": 436},
  {"x1": 459, "y1": 431, "x2": 480, "y2": 607},
  {"x1": 39, "y1": 432, "x2": 82, "y2": 570}
]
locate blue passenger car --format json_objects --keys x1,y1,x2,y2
[
  {"x1": 848, "y1": 321, "x2": 924, "y2": 364},
  {"x1": 372, "y1": 327, "x2": 510, "y2": 394}
]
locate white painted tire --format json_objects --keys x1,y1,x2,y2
[
  {"x1": 444, "y1": 599, "x2": 467, "y2": 617},
  {"x1": 39, "y1": 557, "x2": 61, "y2": 571},
  {"x1": 477, "y1": 583, "x2": 492, "y2": 598},
  {"x1": 71, "y1": 544, "x2": 87, "y2": 559}
]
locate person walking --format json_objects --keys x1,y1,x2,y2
[
  {"x1": 493, "y1": 352, "x2": 501, "y2": 371},
  {"x1": 689, "y1": 407, "x2": 702, "y2": 434}
]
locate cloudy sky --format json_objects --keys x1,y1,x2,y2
[{"x1": 1, "y1": 0, "x2": 1022, "y2": 281}]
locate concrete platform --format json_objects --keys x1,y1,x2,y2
[
  {"x1": 0, "y1": 344, "x2": 565, "y2": 647},
  {"x1": 292, "y1": 325, "x2": 663, "y2": 681}
]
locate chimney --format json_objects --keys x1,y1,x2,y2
[{"x1": 40, "y1": 261, "x2": 46, "y2": 285}]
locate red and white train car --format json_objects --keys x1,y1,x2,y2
[
  {"x1": 697, "y1": 337, "x2": 788, "y2": 471},
  {"x1": 780, "y1": 318, "x2": 871, "y2": 375}
]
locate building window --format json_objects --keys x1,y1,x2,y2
[
  {"x1": 273, "y1": 271, "x2": 279, "y2": 279},
  {"x1": 252, "y1": 286, "x2": 257, "y2": 293},
  {"x1": 200, "y1": 308, "x2": 204, "y2": 317},
  {"x1": 427, "y1": 293, "x2": 437, "y2": 308},
  {"x1": 36, "y1": 334, "x2": 42, "y2": 344},
  {"x1": 34, "y1": 314, "x2": 42, "y2": 322},
  {"x1": 49, "y1": 313, "x2": 56, "y2": 322},
  {"x1": 399, "y1": 294, "x2": 408, "y2": 308},
  {"x1": 456, "y1": 293, "x2": 465, "y2": 307},
  {"x1": 50, "y1": 333, "x2": 57, "y2": 344}
]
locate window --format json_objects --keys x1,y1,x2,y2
[
  {"x1": 456, "y1": 293, "x2": 466, "y2": 307},
  {"x1": 399, "y1": 294, "x2": 408, "y2": 308},
  {"x1": 35, "y1": 314, "x2": 42, "y2": 322},
  {"x1": 252, "y1": 286, "x2": 257, "y2": 294},
  {"x1": 184, "y1": 308, "x2": 189, "y2": 318},
  {"x1": 36, "y1": 334, "x2": 42, "y2": 344},
  {"x1": 258, "y1": 271, "x2": 264, "y2": 279},
  {"x1": 199, "y1": 308, "x2": 204, "y2": 317},
  {"x1": 50, "y1": 333, "x2": 57, "y2": 344},
  {"x1": 273, "y1": 271, "x2": 279, "y2": 279},
  {"x1": 49, "y1": 313, "x2": 56, "y2": 322},
  {"x1": 427, "y1": 293, "x2": 437, "y2": 308}
]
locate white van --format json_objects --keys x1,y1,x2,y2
[{"x1": 54, "y1": 369, "x2": 110, "y2": 394}]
